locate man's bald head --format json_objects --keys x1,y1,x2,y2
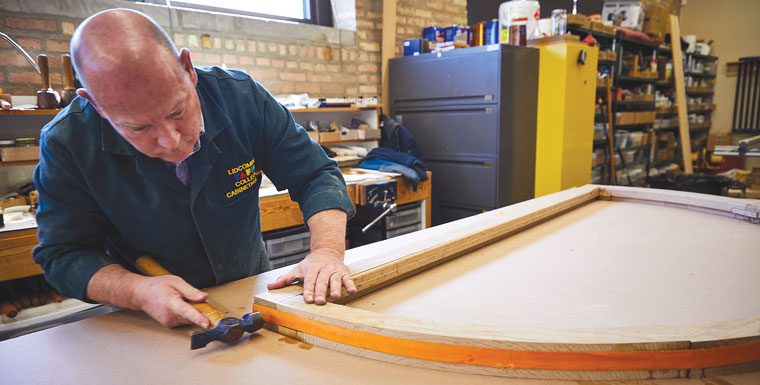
[
  {"x1": 70, "y1": 8, "x2": 203, "y2": 164},
  {"x1": 71, "y1": 8, "x2": 182, "y2": 100}
]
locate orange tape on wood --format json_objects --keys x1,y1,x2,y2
[{"x1": 253, "y1": 304, "x2": 760, "y2": 371}]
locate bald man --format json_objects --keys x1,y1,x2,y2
[{"x1": 33, "y1": 9, "x2": 356, "y2": 328}]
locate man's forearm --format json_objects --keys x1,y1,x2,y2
[
  {"x1": 306, "y1": 209, "x2": 347, "y2": 259},
  {"x1": 86, "y1": 264, "x2": 142, "y2": 309}
]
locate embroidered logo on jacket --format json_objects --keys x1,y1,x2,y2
[{"x1": 225, "y1": 158, "x2": 261, "y2": 199}]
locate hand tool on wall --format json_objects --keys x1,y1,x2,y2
[
  {"x1": 134, "y1": 256, "x2": 264, "y2": 350},
  {"x1": 59, "y1": 54, "x2": 76, "y2": 108},
  {"x1": 36, "y1": 54, "x2": 60, "y2": 109}
]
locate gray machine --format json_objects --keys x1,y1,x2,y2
[{"x1": 389, "y1": 44, "x2": 539, "y2": 225}]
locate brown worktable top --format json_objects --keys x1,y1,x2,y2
[{"x1": 2, "y1": 214, "x2": 760, "y2": 385}]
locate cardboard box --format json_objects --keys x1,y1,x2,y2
[
  {"x1": 615, "y1": 112, "x2": 637, "y2": 125},
  {"x1": 706, "y1": 133, "x2": 731, "y2": 151},
  {"x1": 318, "y1": 131, "x2": 342, "y2": 143},
  {"x1": 357, "y1": 129, "x2": 382, "y2": 140},
  {"x1": 635, "y1": 111, "x2": 656, "y2": 124},
  {"x1": 0, "y1": 146, "x2": 39, "y2": 162},
  {"x1": 627, "y1": 93, "x2": 654, "y2": 102},
  {"x1": 567, "y1": 13, "x2": 589, "y2": 28},
  {"x1": 340, "y1": 130, "x2": 359, "y2": 141},
  {"x1": 0, "y1": 196, "x2": 28, "y2": 210},
  {"x1": 602, "y1": 1, "x2": 646, "y2": 31}
]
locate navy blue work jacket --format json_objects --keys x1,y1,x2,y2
[{"x1": 33, "y1": 67, "x2": 354, "y2": 300}]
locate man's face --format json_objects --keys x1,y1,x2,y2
[{"x1": 88, "y1": 51, "x2": 202, "y2": 164}]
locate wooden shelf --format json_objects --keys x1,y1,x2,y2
[
  {"x1": 615, "y1": 122, "x2": 653, "y2": 129},
  {"x1": 685, "y1": 72, "x2": 716, "y2": 79},
  {"x1": 689, "y1": 53, "x2": 719, "y2": 61},
  {"x1": 688, "y1": 103, "x2": 716, "y2": 113},
  {"x1": 621, "y1": 35, "x2": 659, "y2": 49},
  {"x1": 568, "y1": 25, "x2": 615, "y2": 40},
  {"x1": 319, "y1": 139, "x2": 379, "y2": 146},
  {"x1": 618, "y1": 76, "x2": 657, "y2": 84},
  {"x1": 290, "y1": 106, "x2": 379, "y2": 113},
  {"x1": 690, "y1": 123, "x2": 711, "y2": 131},
  {"x1": 0, "y1": 160, "x2": 38, "y2": 168},
  {"x1": 616, "y1": 100, "x2": 655, "y2": 106},
  {"x1": 686, "y1": 87, "x2": 714, "y2": 95},
  {"x1": 0, "y1": 109, "x2": 59, "y2": 116}
]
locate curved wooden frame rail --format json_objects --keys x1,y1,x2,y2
[{"x1": 253, "y1": 185, "x2": 760, "y2": 381}]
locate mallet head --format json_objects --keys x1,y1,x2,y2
[{"x1": 190, "y1": 312, "x2": 264, "y2": 350}]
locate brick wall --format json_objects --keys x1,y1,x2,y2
[
  {"x1": 0, "y1": 0, "x2": 465, "y2": 100},
  {"x1": 395, "y1": 0, "x2": 467, "y2": 56}
]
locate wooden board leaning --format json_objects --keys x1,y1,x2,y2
[{"x1": 253, "y1": 185, "x2": 760, "y2": 381}]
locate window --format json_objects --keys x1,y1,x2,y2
[{"x1": 165, "y1": 0, "x2": 334, "y2": 26}]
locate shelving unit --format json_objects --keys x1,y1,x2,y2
[
  {"x1": 0, "y1": 109, "x2": 59, "y2": 116},
  {"x1": 683, "y1": 51, "x2": 718, "y2": 171},
  {"x1": 572, "y1": 14, "x2": 722, "y2": 182},
  {"x1": 571, "y1": 25, "x2": 665, "y2": 187}
]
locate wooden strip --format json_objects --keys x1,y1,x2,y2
[
  {"x1": 295, "y1": 332, "x2": 686, "y2": 381},
  {"x1": 670, "y1": 15, "x2": 694, "y2": 173},
  {"x1": 337, "y1": 186, "x2": 600, "y2": 300},
  {"x1": 599, "y1": 185, "x2": 760, "y2": 221},
  {"x1": 253, "y1": 304, "x2": 760, "y2": 372}
]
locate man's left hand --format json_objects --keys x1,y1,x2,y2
[{"x1": 267, "y1": 250, "x2": 356, "y2": 305}]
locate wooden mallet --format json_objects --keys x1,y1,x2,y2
[
  {"x1": 134, "y1": 256, "x2": 263, "y2": 350},
  {"x1": 36, "y1": 54, "x2": 60, "y2": 109}
]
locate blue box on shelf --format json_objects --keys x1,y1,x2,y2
[{"x1": 403, "y1": 38, "x2": 427, "y2": 56}]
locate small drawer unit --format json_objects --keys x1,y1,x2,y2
[
  {"x1": 349, "y1": 202, "x2": 424, "y2": 247},
  {"x1": 262, "y1": 225, "x2": 311, "y2": 269}
]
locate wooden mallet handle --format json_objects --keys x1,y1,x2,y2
[
  {"x1": 61, "y1": 54, "x2": 75, "y2": 90},
  {"x1": 134, "y1": 256, "x2": 225, "y2": 327},
  {"x1": 37, "y1": 54, "x2": 50, "y2": 90}
]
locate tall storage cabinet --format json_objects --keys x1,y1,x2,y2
[{"x1": 389, "y1": 44, "x2": 539, "y2": 225}]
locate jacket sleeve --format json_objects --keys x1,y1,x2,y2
[
  {"x1": 33, "y1": 128, "x2": 122, "y2": 301},
  {"x1": 253, "y1": 83, "x2": 355, "y2": 223}
]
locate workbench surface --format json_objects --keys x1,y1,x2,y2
[{"x1": 2, "y1": 192, "x2": 760, "y2": 384}]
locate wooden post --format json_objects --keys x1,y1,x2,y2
[
  {"x1": 670, "y1": 14, "x2": 694, "y2": 173},
  {"x1": 381, "y1": 0, "x2": 398, "y2": 115}
]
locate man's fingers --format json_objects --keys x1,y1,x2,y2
[
  {"x1": 329, "y1": 272, "x2": 343, "y2": 299},
  {"x1": 267, "y1": 269, "x2": 302, "y2": 290},
  {"x1": 342, "y1": 274, "x2": 357, "y2": 295},
  {"x1": 170, "y1": 277, "x2": 208, "y2": 303},
  {"x1": 169, "y1": 297, "x2": 209, "y2": 329},
  {"x1": 312, "y1": 270, "x2": 332, "y2": 305},
  {"x1": 302, "y1": 268, "x2": 319, "y2": 304}
]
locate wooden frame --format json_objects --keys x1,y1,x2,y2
[{"x1": 254, "y1": 185, "x2": 760, "y2": 380}]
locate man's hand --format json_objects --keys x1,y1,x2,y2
[
  {"x1": 267, "y1": 250, "x2": 356, "y2": 305},
  {"x1": 266, "y1": 209, "x2": 355, "y2": 304},
  {"x1": 130, "y1": 275, "x2": 211, "y2": 328},
  {"x1": 87, "y1": 264, "x2": 210, "y2": 328}
]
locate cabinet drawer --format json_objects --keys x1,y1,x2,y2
[
  {"x1": 390, "y1": 50, "x2": 499, "y2": 109},
  {"x1": 438, "y1": 205, "x2": 486, "y2": 224},
  {"x1": 396, "y1": 107, "x2": 499, "y2": 157},
  {"x1": 428, "y1": 159, "x2": 497, "y2": 208}
]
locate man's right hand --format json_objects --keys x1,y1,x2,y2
[{"x1": 86, "y1": 264, "x2": 210, "y2": 328}]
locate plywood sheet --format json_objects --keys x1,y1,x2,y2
[{"x1": 348, "y1": 200, "x2": 760, "y2": 332}]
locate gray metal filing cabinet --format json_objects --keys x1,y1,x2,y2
[{"x1": 389, "y1": 44, "x2": 538, "y2": 225}]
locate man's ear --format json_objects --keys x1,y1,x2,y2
[
  {"x1": 76, "y1": 88, "x2": 106, "y2": 117},
  {"x1": 179, "y1": 48, "x2": 197, "y2": 86}
]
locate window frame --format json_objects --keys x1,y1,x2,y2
[{"x1": 131, "y1": 0, "x2": 334, "y2": 27}]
